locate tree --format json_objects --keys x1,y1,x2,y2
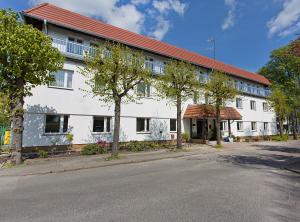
[
  {"x1": 155, "y1": 60, "x2": 200, "y2": 149},
  {"x1": 260, "y1": 40, "x2": 300, "y2": 139},
  {"x1": 0, "y1": 10, "x2": 64, "y2": 164},
  {"x1": 0, "y1": 93, "x2": 10, "y2": 126},
  {"x1": 267, "y1": 87, "x2": 291, "y2": 137},
  {"x1": 81, "y1": 42, "x2": 151, "y2": 156},
  {"x1": 204, "y1": 71, "x2": 237, "y2": 146}
]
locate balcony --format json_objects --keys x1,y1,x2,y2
[
  {"x1": 235, "y1": 83, "x2": 271, "y2": 97},
  {"x1": 145, "y1": 60, "x2": 165, "y2": 75}
]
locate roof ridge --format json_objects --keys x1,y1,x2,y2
[{"x1": 23, "y1": 2, "x2": 49, "y2": 13}]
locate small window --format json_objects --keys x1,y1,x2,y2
[
  {"x1": 237, "y1": 121, "x2": 243, "y2": 131},
  {"x1": 93, "y1": 116, "x2": 111, "y2": 133},
  {"x1": 251, "y1": 122, "x2": 257, "y2": 131},
  {"x1": 170, "y1": 119, "x2": 177, "y2": 132},
  {"x1": 137, "y1": 82, "x2": 151, "y2": 97},
  {"x1": 264, "y1": 122, "x2": 268, "y2": 131},
  {"x1": 250, "y1": 100, "x2": 256, "y2": 110},
  {"x1": 45, "y1": 114, "x2": 69, "y2": 134},
  {"x1": 263, "y1": 102, "x2": 268, "y2": 112},
  {"x1": 145, "y1": 58, "x2": 154, "y2": 71},
  {"x1": 49, "y1": 70, "x2": 73, "y2": 89},
  {"x1": 236, "y1": 98, "x2": 243, "y2": 109},
  {"x1": 220, "y1": 121, "x2": 227, "y2": 131},
  {"x1": 136, "y1": 118, "x2": 150, "y2": 132}
]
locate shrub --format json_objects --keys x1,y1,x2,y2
[
  {"x1": 38, "y1": 150, "x2": 48, "y2": 158},
  {"x1": 271, "y1": 135, "x2": 288, "y2": 141},
  {"x1": 215, "y1": 144, "x2": 222, "y2": 149},
  {"x1": 182, "y1": 133, "x2": 189, "y2": 142},
  {"x1": 236, "y1": 136, "x2": 241, "y2": 142},
  {"x1": 120, "y1": 141, "x2": 161, "y2": 152},
  {"x1": 81, "y1": 141, "x2": 108, "y2": 155}
]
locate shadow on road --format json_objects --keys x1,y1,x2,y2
[{"x1": 253, "y1": 144, "x2": 300, "y2": 154}]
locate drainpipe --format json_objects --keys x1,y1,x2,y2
[{"x1": 43, "y1": 19, "x2": 48, "y2": 34}]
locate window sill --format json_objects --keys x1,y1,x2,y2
[
  {"x1": 43, "y1": 133, "x2": 68, "y2": 136},
  {"x1": 170, "y1": 131, "x2": 177, "y2": 133},
  {"x1": 237, "y1": 130, "x2": 244, "y2": 132},
  {"x1": 48, "y1": 86, "x2": 74, "y2": 91},
  {"x1": 136, "y1": 132, "x2": 151, "y2": 134},
  {"x1": 236, "y1": 107, "x2": 243, "y2": 109},
  {"x1": 92, "y1": 132, "x2": 112, "y2": 135}
]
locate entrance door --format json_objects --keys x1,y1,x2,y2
[{"x1": 196, "y1": 120, "x2": 203, "y2": 138}]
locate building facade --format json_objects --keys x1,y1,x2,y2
[{"x1": 21, "y1": 3, "x2": 277, "y2": 148}]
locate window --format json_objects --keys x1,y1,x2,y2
[
  {"x1": 263, "y1": 102, "x2": 268, "y2": 112},
  {"x1": 145, "y1": 58, "x2": 154, "y2": 72},
  {"x1": 45, "y1": 115, "x2": 69, "y2": 134},
  {"x1": 170, "y1": 119, "x2": 177, "y2": 132},
  {"x1": 220, "y1": 121, "x2": 228, "y2": 131},
  {"x1": 264, "y1": 122, "x2": 268, "y2": 131},
  {"x1": 49, "y1": 70, "x2": 73, "y2": 89},
  {"x1": 237, "y1": 121, "x2": 243, "y2": 131},
  {"x1": 93, "y1": 116, "x2": 111, "y2": 133},
  {"x1": 137, "y1": 82, "x2": 151, "y2": 97},
  {"x1": 251, "y1": 122, "x2": 257, "y2": 131},
  {"x1": 236, "y1": 98, "x2": 243, "y2": 109},
  {"x1": 136, "y1": 118, "x2": 150, "y2": 132},
  {"x1": 250, "y1": 100, "x2": 256, "y2": 110}
]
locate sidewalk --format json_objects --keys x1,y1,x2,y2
[{"x1": 0, "y1": 144, "x2": 216, "y2": 177}]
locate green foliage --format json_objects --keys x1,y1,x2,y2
[
  {"x1": 181, "y1": 133, "x2": 189, "y2": 142},
  {"x1": 66, "y1": 133, "x2": 74, "y2": 143},
  {"x1": 155, "y1": 60, "x2": 200, "y2": 102},
  {"x1": 271, "y1": 135, "x2": 288, "y2": 142},
  {"x1": 38, "y1": 150, "x2": 48, "y2": 158},
  {"x1": 215, "y1": 144, "x2": 222, "y2": 149},
  {"x1": 80, "y1": 143, "x2": 107, "y2": 155},
  {"x1": 106, "y1": 153, "x2": 120, "y2": 161},
  {"x1": 204, "y1": 71, "x2": 238, "y2": 106},
  {"x1": 0, "y1": 93, "x2": 10, "y2": 125},
  {"x1": 0, "y1": 9, "x2": 64, "y2": 96},
  {"x1": 120, "y1": 141, "x2": 160, "y2": 152},
  {"x1": 81, "y1": 42, "x2": 152, "y2": 104}
]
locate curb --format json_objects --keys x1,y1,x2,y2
[
  {"x1": 284, "y1": 167, "x2": 300, "y2": 174},
  {"x1": 0, "y1": 151, "x2": 210, "y2": 177}
]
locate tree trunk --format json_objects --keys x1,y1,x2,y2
[
  {"x1": 10, "y1": 94, "x2": 24, "y2": 165},
  {"x1": 228, "y1": 120, "x2": 231, "y2": 137},
  {"x1": 292, "y1": 109, "x2": 297, "y2": 140},
  {"x1": 216, "y1": 104, "x2": 221, "y2": 145},
  {"x1": 279, "y1": 119, "x2": 283, "y2": 137},
  {"x1": 176, "y1": 96, "x2": 182, "y2": 149},
  {"x1": 112, "y1": 98, "x2": 121, "y2": 156}
]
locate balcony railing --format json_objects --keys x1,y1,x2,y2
[
  {"x1": 234, "y1": 82, "x2": 271, "y2": 97},
  {"x1": 145, "y1": 60, "x2": 164, "y2": 75}
]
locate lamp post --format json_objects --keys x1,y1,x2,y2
[{"x1": 207, "y1": 38, "x2": 216, "y2": 60}]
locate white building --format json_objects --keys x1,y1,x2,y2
[{"x1": 21, "y1": 3, "x2": 277, "y2": 149}]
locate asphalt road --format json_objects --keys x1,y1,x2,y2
[{"x1": 0, "y1": 141, "x2": 299, "y2": 222}]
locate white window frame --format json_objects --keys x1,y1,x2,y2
[
  {"x1": 237, "y1": 121, "x2": 243, "y2": 131},
  {"x1": 263, "y1": 102, "x2": 268, "y2": 112},
  {"x1": 92, "y1": 116, "x2": 112, "y2": 133},
  {"x1": 136, "y1": 82, "x2": 151, "y2": 98},
  {"x1": 136, "y1": 118, "x2": 151, "y2": 133},
  {"x1": 44, "y1": 114, "x2": 69, "y2": 135},
  {"x1": 236, "y1": 98, "x2": 243, "y2": 109},
  {"x1": 263, "y1": 122, "x2": 268, "y2": 131},
  {"x1": 251, "y1": 122, "x2": 257, "y2": 131},
  {"x1": 170, "y1": 119, "x2": 177, "y2": 132},
  {"x1": 49, "y1": 70, "x2": 74, "y2": 89},
  {"x1": 250, "y1": 100, "x2": 256, "y2": 110},
  {"x1": 221, "y1": 121, "x2": 228, "y2": 131}
]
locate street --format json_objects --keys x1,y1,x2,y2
[{"x1": 0, "y1": 141, "x2": 299, "y2": 222}]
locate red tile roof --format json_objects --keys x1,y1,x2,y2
[
  {"x1": 23, "y1": 3, "x2": 271, "y2": 86},
  {"x1": 184, "y1": 104, "x2": 242, "y2": 120}
]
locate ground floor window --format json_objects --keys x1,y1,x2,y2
[
  {"x1": 237, "y1": 121, "x2": 243, "y2": 131},
  {"x1": 251, "y1": 122, "x2": 257, "y2": 131},
  {"x1": 264, "y1": 122, "x2": 268, "y2": 131},
  {"x1": 136, "y1": 118, "x2": 150, "y2": 132},
  {"x1": 170, "y1": 119, "x2": 177, "y2": 132},
  {"x1": 220, "y1": 121, "x2": 228, "y2": 131},
  {"x1": 93, "y1": 116, "x2": 111, "y2": 133},
  {"x1": 45, "y1": 114, "x2": 69, "y2": 134}
]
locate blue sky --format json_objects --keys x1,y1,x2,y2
[{"x1": 1, "y1": 0, "x2": 300, "y2": 73}]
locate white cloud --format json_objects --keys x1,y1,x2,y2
[
  {"x1": 222, "y1": 0, "x2": 237, "y2": 30},
  {"x1": 267, "y1": 0, "x2": 300, "y2": 37},
  {"x1": 153, "y1": 0, "x2": 187, "y2": 15},
  {"x1": 29, "y1": 0, "x2": 188, "y2": 40}
]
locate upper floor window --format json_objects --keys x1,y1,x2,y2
[
  {"x1": 136, "y1": 118, "x2": 150, "y2": 132},
  {"x1": 145, "y1": 58, "x2": 154, "y2": 72},
  {"x1": 236, "y1": 98, "x2": 243, "y2": 109},
  {"x1": 263, "y1": 102, "x2": 269, "y2": 112},
  {"x1": 250, "y1": 100, "x2": 256, "y2": 110},
  {"x1": 45, "y1": 114, "x2": 69, "y2": 134},
  {"x1": 93, "y1": 116, "x2": 111, "y2": 133},
  {"x1": 137, "y1": 82, "x2": 151, "y2": 97},
  {"x1": 49, "y1": 70, "x2": 73, "y2": 89},
  {"x1": 170, "y1": 119, "x2": 177, "y2": 132}
]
